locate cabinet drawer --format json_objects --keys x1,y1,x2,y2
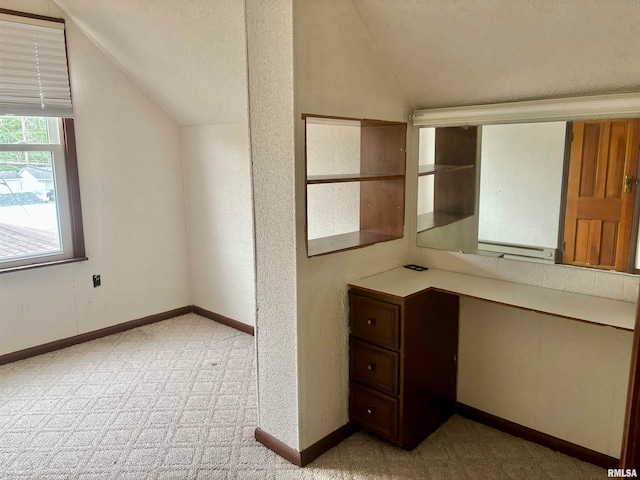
[
  {"x1": 349, "y1": 294, "x2": 400, "y2": 349},
  {"x1": 350, "y1": 383, "x2": 398, "y2": 441},
  {"x1": 350, "y1": 340, "x2": 399, "y2": 395}
]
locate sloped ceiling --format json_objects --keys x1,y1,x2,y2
[
  {"x1": 51, "y1": 0, "x2": 640, "y2": 123},
  {"x1": 54, "y1": 0, "x2": 248, "y2": 126},
  {"x1": 353, "y1": 0, "x2": 640, "y2": 109}
]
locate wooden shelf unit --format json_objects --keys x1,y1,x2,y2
[
  {"x1": 304, "y1": 114, "x2": 407, "y2": 257},
  {"x1": 418, "y1": 127, "x2": 477, "y2": 232},
  {"x1": 307, "y1": 173, "x2": 404, "y2": 184},
  {"x1": 307, "y1": 231, "x2": 402, "y2": 257},
  {"x1": 417, "y1": 211, "x2": 473, "y2": 233},
  {"x1": 418, "y1": 163, "x2": 474, "y2": 176}
]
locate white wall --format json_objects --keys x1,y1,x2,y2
[
  {"x1": 53, "y1": 0, "x2": 249, "y2": 126},
  {"x1": 352, "y1": 1, "x2": 640, "y2": 114},
  {"x1": 479, "y1": 122, "x2": 567, "y2": 248},
  {"x1": 0, "y1": 179, "x2": 21, "y2": 193},
  {"x1": 306, "y1": 122, "x2": 361, "y2": 177},
  {"x1": 409, "y1": 246, "x2": 638, "y2": 455},
  {"x1": 294, "y1": 0, "x2": 410, "y2": 450},
  {"x1": 306, "y1": 121, "x2": 361, "y2": 240},
  {"x1": 458, "y1": 298, "x2": 632, "y2": 457},
  {"x1": 245, "y1": 0, "x2": 300, "y2": 450},
  {"x1": 182, "y1": 124, "x2": 255, "y2": 326},
  {"x1": 416, "y1": 175, "x2": 434, "y2": 216},
  {"x1": 307, "y1": 183, "x2": 360, "y2": 240},
  {"x1": 0, "y1": 0, "x2": 190, "y2": 355},
  {"x1": 417, "y1": 127, "x2": 435, "y2": 215}
]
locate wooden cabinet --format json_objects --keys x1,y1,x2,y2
[
  {"x1": 417, "y1": 126, "x2": 478, "y2": 232},
  {"x1": 304, "y1": 115, "x2": 407, "y2": 257},
  {"x1": 348, "y1": 287, "x2": 459, "y2": 450}
]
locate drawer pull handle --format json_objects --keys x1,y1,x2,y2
[
  {"x1": 367, "y1": 407, "x2": 376, "y2": 415},
  {"x1": 367, "y1": 318, "x2": 376, "y2": 326},
  {"x1": 367, "y1": 363, "x2": 376, "y2": 371}
]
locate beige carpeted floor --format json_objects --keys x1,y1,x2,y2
[{"x1": 0, "y1": 313, "x2": 606, "y2": 479}]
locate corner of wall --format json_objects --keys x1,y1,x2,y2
[
  {"x1": 293, "y1": 0, "x2": 412, "y2": 450},
  {"x1": 178, "y1": 127, "x2": 194, "y2": 306},
  {"x1": 246, "y1": 0, "x2": 300, "y2": 451}
]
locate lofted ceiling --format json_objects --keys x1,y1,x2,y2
[
  {"x1": 353, "y1": 0, "x2": 640, "y2": 109},
  {"x1": 50, "y1": 0, "x2": 640, "y2": 125},
  {"x1": 54, "y1": 0, "x2": 249, "y2": 126}
]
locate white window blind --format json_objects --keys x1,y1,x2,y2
[{"x1": 0, "y1": 12, "x2": 73, "y2": 117}]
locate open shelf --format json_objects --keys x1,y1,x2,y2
[
  {"x1": 416, "y1": 127, "x2": 478, "y2": 237},
  {"x1": 418, "y1": 163, "x2": 474, "y2": 176},
  {"x1": 417, "y1": 211, "x2": 473, "y2": 233},
  {"x1": 307, "y1": 173, "x2": 405, "y2": 184},
  {"x1": 304, "y1": 113, "x2": 407, "y2": 257},
  {"x1": 307, "y1": 231, "x2": 402, "y2": 257}
]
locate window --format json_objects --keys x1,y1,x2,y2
[{"x1": 0, "y1": 9, "x2": 85, "y2": 272}]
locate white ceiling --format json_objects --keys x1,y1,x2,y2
[
  {"x1": 54, "y1": 0, "x2": 249, "y2": 126},
  {"x1": 353, "y1": 0, "x2": 640, "y2": 109},
  {"x1": 50, "y1": 0, "x2": 640, "y2": 124}
]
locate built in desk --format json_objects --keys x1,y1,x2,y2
[{"x1": 347, "y1": 267, "x2": 636, "y2": 450}]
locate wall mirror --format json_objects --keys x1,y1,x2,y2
[{"x1": 416, "y1": 117, "x2": 640, "y2": 274}]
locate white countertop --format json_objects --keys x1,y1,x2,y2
[{"x1": 348, "y1": 267, "x2": 637, "y2": 331}]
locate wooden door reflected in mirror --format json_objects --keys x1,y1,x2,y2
[{"x1": 562, "y1": 119, "x2": 640, "y2": 272}]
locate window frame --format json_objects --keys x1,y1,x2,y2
[
  {"x1": 0, "y1": 117, "x2": 86, "y2": 273},
  {"x1": 0, "y1": 117, "x2": 86, "y2": 274},
  {"x1": 0, "y1": 8, "x2": 86, "y2": 273}
]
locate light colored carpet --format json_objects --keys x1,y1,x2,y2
[{"x1": 0, "y1": 313, "x2": 606, "y2": 479}]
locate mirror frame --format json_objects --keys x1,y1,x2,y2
[
  {"x1": 412, "y1": 92, "x2": 640, "y2": 128},
  {"x1": 414, "y1": 94, "x2": 640, "y2": 274}
]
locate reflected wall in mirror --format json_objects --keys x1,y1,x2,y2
[
  {"x1": 478, "y1": 122, "x2": 566, "y2": 261},
  {"x1": 417, "y1": 119, "x2": 640, "y2": 274}
]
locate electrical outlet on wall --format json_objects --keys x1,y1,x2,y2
[{"x1": 93, "y1": 275, "x2": 101, "y2": 288}]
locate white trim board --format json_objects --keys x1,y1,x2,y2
[
  {"x1": 348, "y1": 267, "x2": 636, "y2": 331},
  {"x1": 412, "y1": 92, "x2": 640, "y2": 127}
]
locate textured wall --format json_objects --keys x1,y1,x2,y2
[
  {"x1": 408, "y1": 246, "x2": 638, "y2": 454},
  {"x1": 353, "y1": 0, "x2": 640, "y2": 109},
  {"x1": 0, "y1": 0, "x2": 190, "y2": 354},
  {"x1": 294, "y1": 0, "x2": 410, "y2": 450},
  {"x1": 410, "y1": 247, "x2": 639, "y2": 303},
  {"x1": 307, "y1": 183, "x2": 360, "y2": 240},
  {"x1": 479, "y1": 122, "x2": 567, "y2": 248},
  {"x1": 182, "y1": 124, "x2": 256, "y2": 326},
  {"x1": 458, "y1": 298, "x2": 633, "y2": 457},
  {"x1": 53, "y1": 0, "x2": 249, "y2": 125},
  {"x1": 245, "y1": 0, "x2": 299, "y2": 450},
  {"x1": 306, "y1": 122, "x2": 360, "y2": 177},
  {"x1": 417, "y1": 127, "x2": 435, "y2": 215},
  {"x1": 306, "y1": 122, "x2": 361, "y2": 239}
]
